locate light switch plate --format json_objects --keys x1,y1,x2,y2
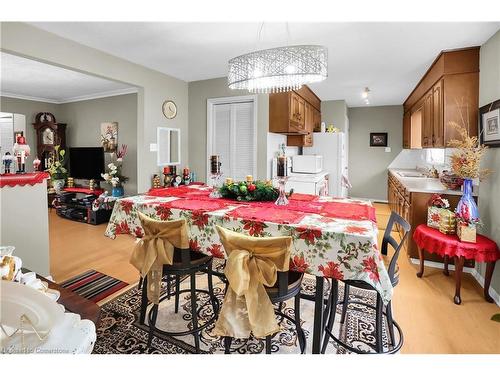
[
  {"x1": 385, "y1": 147, "x2": 391, "y2": 153},
  {"x1": 150, "y1": 143, "x2": 158, "y2": 152}
]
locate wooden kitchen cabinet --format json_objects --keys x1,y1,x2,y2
[
  {"x1": 422, "y1": 91, "x2": 434, "y2": 148},
  {"x1": 270, "y1": 85, "x2": 321, "y2": 147},
  {"x1": 403, "y1": 112, "x2": 411, "y2": 149},
  {"x1": 290, "y1": 92, "x2": 306, "y2": 130},
  {"x1": 432, "y1": 80, "x2": 444, "y2": 147},
  {"x1": 403, "y1": 47, "x2": 479, "y2": 149},
  {"x1": 387, "y1": 171, "x2": 475, "y2": 267}
]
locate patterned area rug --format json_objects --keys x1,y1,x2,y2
[
  {"x1": 94, "y1": 263, "x2": 394, "y2": 354},
  {"x1": 60, "y1": 270, "x2": 129, "y2": 303}
]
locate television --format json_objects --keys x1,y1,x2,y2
[{"x1": 69, "y1": 147, "x2": 105, "y2": 180}]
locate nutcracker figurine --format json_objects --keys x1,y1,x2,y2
[
  {"x1": 2, "y1": 152, "x2": 14, "y2": 174},
  {"x1": 12, "y1": 136, "x2": 31, "y2": 174}
]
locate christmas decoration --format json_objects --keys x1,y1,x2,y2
[
  {"x1": 427, "y1": 194, "x2": 450, "y2": 229},
  {"x1": 219, "y1": 179, "x2": 292, "y2": 202}
]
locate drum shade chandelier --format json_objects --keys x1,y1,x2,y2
[{"x1": 227, "y1": 24, "x2": 328, "y2": 93}]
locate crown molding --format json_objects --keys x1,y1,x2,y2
[{"x1": 0, "y1": 87, "x2": 138, "y2": 104}]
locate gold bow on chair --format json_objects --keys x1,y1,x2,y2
[
  {"x1": 129, "y1": 212, "x2": 189, "y2": 304},
  {"x1": 213, "y1": 226, "x2": 292, "y2": 339}
]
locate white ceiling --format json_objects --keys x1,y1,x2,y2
[
  {"x1": 20, "y1": 23, "x2": 500, "y2": 106},
  {"x1": 0, "y1": 52, "x2": 136, "y2": 103}
]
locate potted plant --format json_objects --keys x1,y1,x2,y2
[
  {"x1": 46, "y1": 145, "x2": 68, "y2": 194},
  {"x1": 101, "y1": 144, "x2": 128, "y2": 197},
  {"x1": 448, "y1": 102, "x2": 492, "y2": 222}
]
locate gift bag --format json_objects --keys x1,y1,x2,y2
[{"x1": 438, "y1": 209, "x2": 456, "y2": 235}]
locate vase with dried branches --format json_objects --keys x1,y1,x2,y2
[{"x1": 447, "y1": 100, "x2": 492, "y2": 221}]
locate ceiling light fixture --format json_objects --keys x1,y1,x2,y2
[
  {"x1": 362, "y1": 87, "x2": 370, "y2": 99},
  {"x1": 227, "y1": 24, "x2": 328, "y2": 93}
]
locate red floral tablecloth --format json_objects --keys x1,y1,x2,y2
[
  {"x1": 413, "y1": 224, "x2": 500, "y2": 262},
  {"x1": 105, "y1": 185, "x2": 393, "y2": 303}
]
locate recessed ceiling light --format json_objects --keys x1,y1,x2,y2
[{"x1": 362, "y1": 87, "x2": 370, "y2": 99}]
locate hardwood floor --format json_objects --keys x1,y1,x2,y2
[{"x1": 49, "y1": 204, "x2": 500, "y2": 353}]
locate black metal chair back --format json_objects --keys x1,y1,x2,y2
[{"x1": 381, "y1": 212, "x2": 411, "y2": 284}]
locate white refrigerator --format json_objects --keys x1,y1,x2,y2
[{"x1": 303, "y1": 132, "x2": 349, "y2": 198}]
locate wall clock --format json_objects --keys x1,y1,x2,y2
[
  {"x1": 42, "y1": 128, "x2": 55, "y2": 145},
  {"x1": 162, "y1": 100, "x2": 177, "y2": 119}
]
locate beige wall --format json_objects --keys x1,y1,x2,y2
[
  {"x1": 321, "y1": 100, "x2": 348, "y2": 131},
  {"x1": 0, "y1": 181, "x2": 50, "y2": 275},
  {"x1": 1, "y1": 94, "x2": 139, "y2": 195},
  {"x1": 0, "y1": 96, "x2": 62, "y2": 152},
  {"x1": 61, "y1": 94, "x2": 138, "y2": 195},
  {"x1": 1, "y1": 22, "x2": 188, "y2": 193},
  {"x1": 477, "y1": 29, "x2": 500, "y2": 298},
  {"x1": 348, "y1": 105, "x2": 403, "y2": 201},
  {"x1": 188, "y1": 77, "x2": 269, "y2": 182}
]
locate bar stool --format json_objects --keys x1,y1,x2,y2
[
  {"x1": 213, "y1": 226, "x2": 306, "y2": 354},
  {"x1": 321, "y1": 211, "x2": 410, "y2": 354},
  {"x1": 131, "y1": 212, "x2": 219, "y2": 353}
]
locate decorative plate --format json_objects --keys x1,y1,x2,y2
[{"x1": 0, "y1": 280, "x2": 64, "y2": 333}]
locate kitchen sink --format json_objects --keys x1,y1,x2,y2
[{"x1": 396, "y1": 171, "x2": 427, "y2": 178}]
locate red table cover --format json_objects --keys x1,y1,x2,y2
[
  {"x1": 413, "y1": 224, "x2": 500, "y2": 263},
  {"x1": 0, "y1": 172, "x2": 49, "y2": 188},
  {"x1": 146, "y1": 186, "x2": 376, "y2": 224},
  {"x1": 227, "y1": 205, "x2": 307, "y2": 224}
]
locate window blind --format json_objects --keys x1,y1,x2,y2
[{"x1": 211, "y1": 100, "x2": 255, "y2": 180}]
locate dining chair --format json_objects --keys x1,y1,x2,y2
[
  {"x1": 321, "y1": 211, "x2": 410, "y2": 354},
  {"x1": 214, "y1": 226, "x2": 306, "y2": 354},
  {"x1": 132, "y1": 212, "x2": 219, "y2": 353}
]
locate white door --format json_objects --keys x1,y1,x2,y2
[{"x1": 208, "y1": 99, "x2": 256, "y2": 182}]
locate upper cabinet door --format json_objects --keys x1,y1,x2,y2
[
  {"x1": 289, "y1": 92, "x2": 301, "y2": 123},
  {"x1": 403, "y1": 112, "x2": 411, "y2": 149},
  {"x1": 296, "y1": 95, "x2": 306, "y2": 129},
  {"x1": 422, "y1": 92, "x2": 433, "y2": 148},
  {"x1": 432, "y1": 80, "x2": 444, "y2": 148}
]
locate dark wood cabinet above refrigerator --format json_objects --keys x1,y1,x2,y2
[{"x1": 269, "y1": 85, "x2": 321, "y2": 147}]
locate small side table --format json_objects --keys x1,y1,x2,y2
[{"x1": 413, "y1": 224, "x2": 500, "y2": 305}]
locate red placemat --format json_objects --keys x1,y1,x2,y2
[
  {"x1": 148, "y1": 186, "x2": 211, "y2": 198},
  {"x1": 413, "y1": 224, "x2": 500, "y2": 262},
  {"x1": 319, "y1": 201, "x2": 376, "y2": 222},
  {"x1": 289, "y1": 193, "x2": 319, "y2": 202},
  {"x1": 227, "y1": 205, "x2": 306, "y2": 224},
  {"x1": 167, "y1": 198, "x2": 229, "y2": 212}
]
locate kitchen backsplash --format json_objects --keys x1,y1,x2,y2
[{"x1": 388, "y1": 148, "x2": 456, "y2": 172}]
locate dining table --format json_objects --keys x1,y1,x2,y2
[{"x1": 104, "y1": 184, "x2": 392, "y2": 353}]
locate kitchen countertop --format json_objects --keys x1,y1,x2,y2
[{"x1": 388, "y1": 168, "x2": 478, "y2": 196}]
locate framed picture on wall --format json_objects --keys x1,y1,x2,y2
[
  {"x1": 100, "y1": 122, "x2": 118, "y2": 153},
  {"x1": 480, "y1": 99, "x2": 500, "y2": 147},
  {"x1": 370, "y1": 132, "x2": 388, "y2": 147}
]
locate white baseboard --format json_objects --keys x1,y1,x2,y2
[{"x1": 410, "y1": 258, "x2": 500, "y2": 306}]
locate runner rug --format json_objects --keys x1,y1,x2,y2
[{"x1": 60, "y1": 270, "x2": 129, "y2": 303}]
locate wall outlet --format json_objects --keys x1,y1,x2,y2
[
  {"x1": 150, "y1": 143, "x2": 158, "y2": 152},
  {"x1": 385, "y1": 147, "x2": 391, "y2": 153}
]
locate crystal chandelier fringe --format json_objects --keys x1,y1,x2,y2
[{"x1": 228, "y1": 45, "x2": 328, "y2": 93}]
